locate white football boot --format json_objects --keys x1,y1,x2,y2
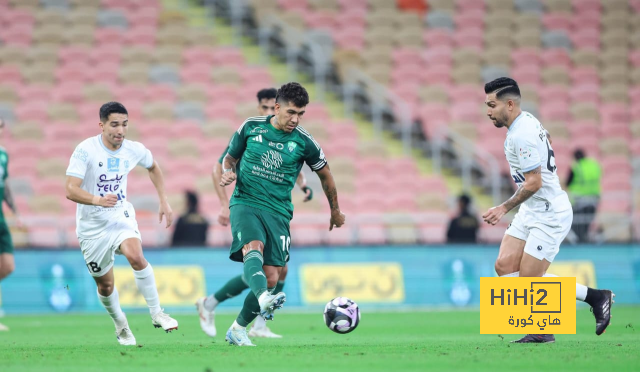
[
  {"x1": 248, "y1": 316, "x2": 282, "y2": 338},
  {"x1": 258, "y1": 291, "x2": 286, "y2": 321},
  {"x1": 0, "y1": 322, "x2": 8, "y2": 331},
  {"x1": 114, "y1": 314, "x2": 136, "y2": 345},
  {"x1": 152, "y1": 309, "x2": 178, "y2": 332},
  {"x1": 116, "y1": 327, "x2": 136, "y2": 346},
  {"x1": 225, "y1": 323, "x2": 255, "y2": 346},
  {"x1": 195, "y1": 297, "x2": 216, "y2": 337}
]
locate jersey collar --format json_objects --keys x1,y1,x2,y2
[{"x1": 508, "y1": 112, "x2": 525, "y2": 132}]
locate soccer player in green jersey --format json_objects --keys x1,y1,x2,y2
[
  {"x1": 196, "y1": 88, "x2": 312, "y2": 339},
  {"x1": 219, "y1": 82, "x2": 345, "y2": 346},
  {"x1": 0, "y1": 117, "x2": 20, "y2": 331}
]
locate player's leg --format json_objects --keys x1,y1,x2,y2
[
  {"x1": 543, "y1": 210, "x2": 614, "y2": 335},
  {"x1": 495, "y1": 211, "x2": 528, "y2": 276},
  {"x1": 81, "y1": 236, "x2": 135, "y2": 345},
  {"x1": 225, "y1": 206, "x2": 287, "y2": 346},
  {"x1": 250, "y1": 264, "x2": 287, "y2": 338},
  {"x1": 225, "y1": 205, "x2": 269, "y2": 345},
  {"x1": 0, "y1": 253, "x2": 14, "y2": 281},
  {"x1": 93, "y1": 267, "x2": 136, "y2": 345},
  {"x1": 196, "y1": 273, "x2": 249, "y2": 337},
  {"x1": 0, "y1": 251, "x2": 14, "y2": 331},
  {"x1": 512, "y1": 238, "x2": 556, "y2": 344},
  {"x1": 255, "y1": 211, "x2": 291, "y2": 321},
  {"x1": 119, "y1": 237, "x2": 178, "y2": 332}
]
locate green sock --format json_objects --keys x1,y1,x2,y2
[
  {"x1": 243, "y1": 251, "x2": 267, "y2": 298},
  {"x1": 213, "y1": 275, "x2": 249, "y2": 303},
  {"x1": 236, "y1": 291, "x2": 259, "y2": 327},
  {"x1": 274, "y1": 280, "x2": 285, "y2": 294}
]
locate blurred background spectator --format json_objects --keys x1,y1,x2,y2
[
  {"x1": 446, "y1": 194, "x2": 479, "y2": 244},
  {"x1": 566, "y1": 149, "x2": 602, "y2": 242},
  {"x1": 171, "y1": 190, "x2": 209, "y2": 247}
]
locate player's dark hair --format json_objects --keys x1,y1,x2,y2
[
  {"x1": 573, "y1": 149, "x2": 585, "y2": 161},
  {"x1": 276, "y1": 82, "x2": 309, "y2": 108},
  {"x1": 256, "y1": 88, "x2": 277, "y2": 102},
  {"x1": 99, "y1": 102, "x2": 128, "y2": 123},
  {"x1": 484, "y1": 77, "x2": 521, "y2": 101},
  {"x1": 459, "y1": 194, "x2": 471, "y2": 209},
  {"x1": 186, "y1": 190, "x2": 199, "y2": 213}
]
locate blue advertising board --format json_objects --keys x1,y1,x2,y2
[{"x1": 1, "y1": 245, "x2": 639, "y2": 314}]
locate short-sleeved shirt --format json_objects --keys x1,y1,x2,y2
[
  {"x1": 66, "y1": 135, "x2": 154, "y2": 239},
  {"x1": 227, "y1": 115, "x2": 326, "y2": 220},
  {"x1": 504, "y1": 112, "x2": 571, "y2": 212},
  {"x1": 0, "y1": 147, "x2": 8, "y2": 222}
]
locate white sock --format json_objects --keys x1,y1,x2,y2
[
  {"x1": 544, "y1": 273, "x2": 588, "y2": 301},
  {"x1": 576, "y1": 283, "x2": 588, "y2": 301},
  {"x1": 133, "y1": 264, "x2": 161, "y2": 316},
  {"x1": 97, "y1": 287, "x2": 127, "y2": 329},
  {"x1": 232, "y1": 320, "x2": 245, "y2": 329},
  {"x1": 253, "y1": 314, "x2": 267, "y2": 329},
  {"x1": 204, "y1": 295, "x2": 219, "y2": 312},
  {"x1": 500, "y1": 272, "x2": 519, "y2": 277}
]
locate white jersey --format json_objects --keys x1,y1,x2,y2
[
  {"x1": 66, "y1": 134, "x2": 154, "y2": 240},
  {"x1": 504, "y1": 111, "x2": 571, "y2": 213}
]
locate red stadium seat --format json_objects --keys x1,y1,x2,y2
[
  {"x1": 424, "y1": 29, "x2": 453, "y2": 48},
  {"x1": 0, "y1": 23, "x2": 33, "y2": 46},
  {"x1": 541, "y1": 48, "x2": 572, "y2": 69},
  {"x1": 511, "y1": 48, "x2": 541, "y2": 66},
  {"x1": 542, "y1": 13, "x2": 572, "y2": 33},
  {"x1": 124, "y1": 26, "x2": 157, "y2": 47},
  {"x1": 453, "y1": 27, "x2": 484, "y2": 49},
  {"x1": 570, "y1": 28, "x2": 600, "y2": 50},
  {"x1": 454, "y1": 9, "x2": 485, "y2": 30}
]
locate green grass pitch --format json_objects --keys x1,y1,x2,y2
[{"x1": 1, "y1": 307, "x2": 638, "y2": 372}]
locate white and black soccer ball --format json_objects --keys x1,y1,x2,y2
[{"x1": 323, "y1": 297, "x2": 360, "y2": 334}]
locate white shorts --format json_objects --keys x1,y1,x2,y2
[
  {"x1": 505, "y1": 205, "x2": 573, "y2": 263},
  {"x1": 79, "y1": 219, "x2": 141, "y2": 277}
]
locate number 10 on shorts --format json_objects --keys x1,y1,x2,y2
[{"x1": 280, "y1": 235, "x2": 290, "y2": 261}]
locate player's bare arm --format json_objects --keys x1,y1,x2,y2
[
  {"x1": 212, "y1": 162, "x2": 230, "y2": 226},
  {"x1": 220, "y1": 154, "x2": 238, "y2": 186},
  {"x1": 316, "y1": 165, "x2": 345, "y2": 230},
  {"x1": 3, "y1": 181, "x2": 17, "y2": 215},
  {"x1": 296, "y1": 171, "x2": 312, "y2": 202},
  {"x1": 65, "y1": 175, "x2": 118, "y2": 207},
  {"x1": 147, "y1": 160, "x2": 172, "y2": 228},
  {"x1": 483, "y1": 166, "x2": 542, "y2": 225}
]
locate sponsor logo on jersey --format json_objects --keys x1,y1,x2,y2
[
  {"x1": 237, "y1": 231, "x2": 242, "y2": 240},
  {"x1": 269, "y1": 141, "x2": 284, "y2": 150},
  {"x1": 252, "y1": 134, "x2": 263, "y2": 143},
  {"x1": 287, "y1": 141, "x2": 297, "y2": 153},
  {"x1": 107, "y1": 158, "x2": 120, "y2": 172},
  {"x1": 72, "y1": 148, "x2": 88, "y2": 162},
  {"x1": 124, "y1": 159, "x2": 130, "y2": 169},
  {"x1": 99, "y1": 162, "x2": 103, "y2": 167},
  {"x1": 124, "y1": 211, "x2": 129, "y2": 218},
  {"x1": 261, "y1": 150, "x2": 283, "y2": 170},
  {"x1": 250, "y1": 127, "x2": 269, "y2": 134}
]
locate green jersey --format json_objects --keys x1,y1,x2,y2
[
  {"x1": 227, "y1": 115, "x2": 326, "y2": 220},
  {"x1": 0, "y1": 147, "x2": 8, "y2": 221}
]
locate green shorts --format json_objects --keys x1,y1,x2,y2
[
  {"x1": 0, "y1": 221, "x2": 14, "y2": 254},
  {"x1": 229, "y1": 204, "x2": 290, "y2": 267}
]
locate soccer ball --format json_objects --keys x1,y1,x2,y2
[{"x1": 323, "y1": 297, "x2": 361, "y2": 334}]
